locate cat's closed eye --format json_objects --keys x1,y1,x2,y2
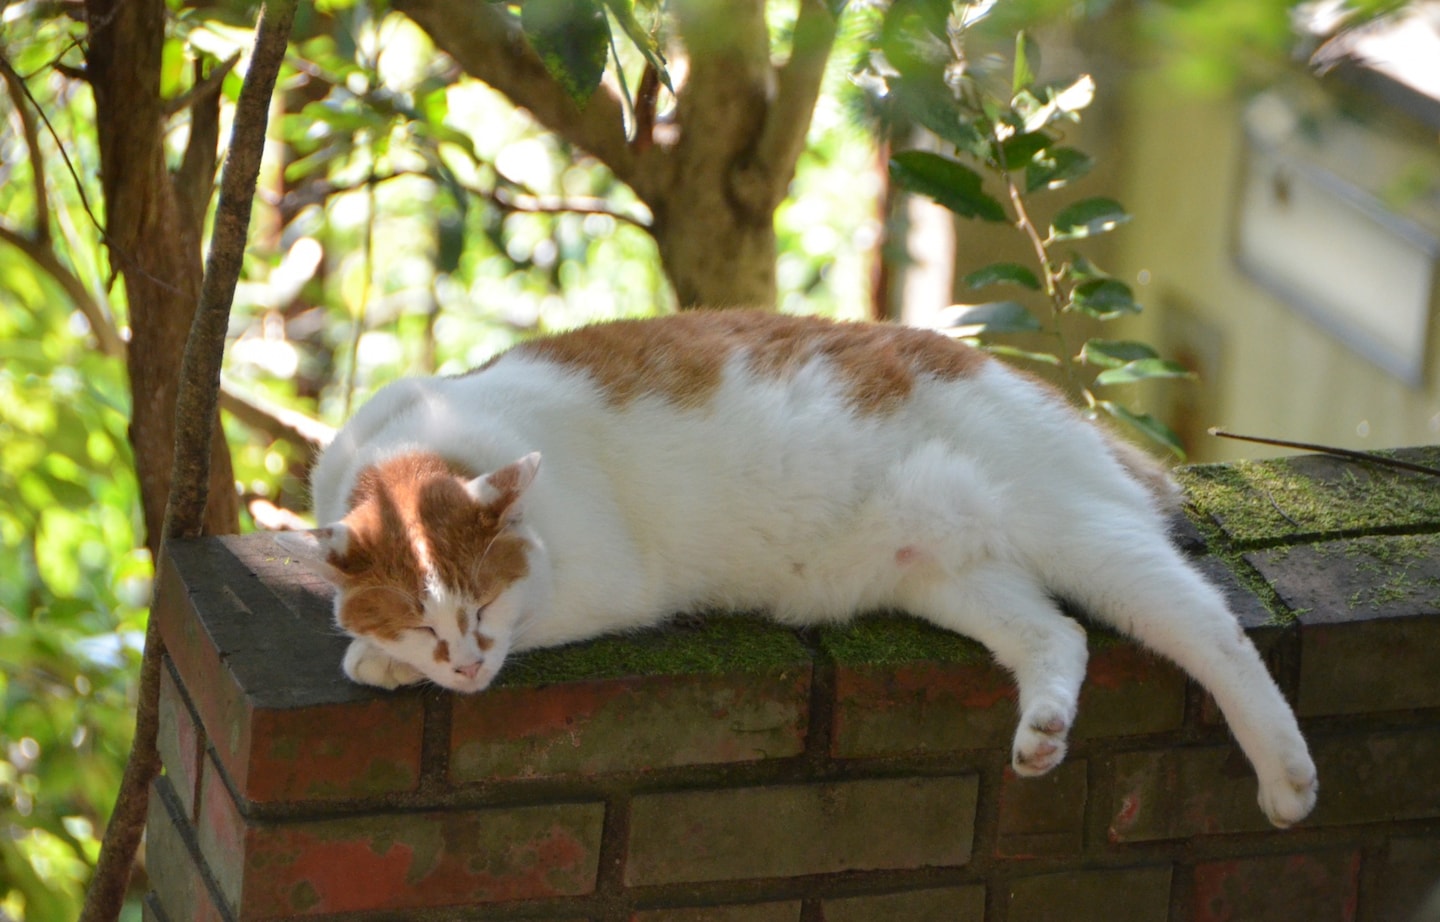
[{"x1": 414, "y1": 625, "x2": 438, "y2": 638}]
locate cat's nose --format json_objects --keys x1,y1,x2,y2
[{"x1": 455, "y1": 662, "x2": 483, "y2": 680}]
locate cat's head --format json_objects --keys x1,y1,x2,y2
[{"x1": 280, "y1": 451, "x2": 546, "y2": 693}]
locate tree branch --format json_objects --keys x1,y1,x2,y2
[
  {"x1": 390, "y1": 0, "x2": 661, "y2": 201},
  {"x1": 0, "y1": 49, "x2": 51, "y2": 245},
  {"x1": 79, "y1": 2, "x2": 297, "y2": 919},
  {"x1": 219, "y1": 379, "x2": 335, "y2": 455},
  {"x1": 749, "y1": 0, "x2": 839, "y2": 207},
  {"x1": 0, "y1": 221, "x2": 127, "y2": 359}
]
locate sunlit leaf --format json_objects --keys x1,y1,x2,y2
[
  {"x1": 982, "y1": 342, "x2": 1062, "y2": 366},
  {"x1": 1080, "y1": 339, "x2": 1159, "y2": 369},
  {"x1": 890, "y1": 78, "x2": 991, "y2": 160},
  {"x1": 945, "y1": 301, "x2": 1041, "y2": 335},
  {"x1": 1050, "y1": 197, "x2": 1131, "y2": 240},
  {"x1": 1094, "y1": 358, "x2": 1195, "y2": 386},
  {"x1": 889, "y1": 151, "x2": 1007, "y2": 222},
  {"x1": 998, "y1": 130, "x2": 1052, "y2": 167},
  {"x1": 1026, "y1": 147, "x2": 1093, "y2": 193},
  {"x1": 963, "y1": 262, "x2": 1041, "y2": 291},
  {"x1": 600, "y1": 0, "x2": 672, "y2": 91},
  {"x1": 1099, "y1": 401, "x2": 1186, "y2": 458},
  {"x1": 521, "y1": 0, "x2": 612, "y2": 106},
  {"x1": 1013, "y1": 30, "x2": 1038, "y2": 93}
]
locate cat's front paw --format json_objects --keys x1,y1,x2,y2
[
  {"x1": 1012, "y1": 705, "x2": 1071, "y2": 777},
  {"x1": 343, "y1": 639, "x2": 425, "y2": 689},
  {"x1": 1258, "y1": 755, "x2": 1318, "y2": 828}
]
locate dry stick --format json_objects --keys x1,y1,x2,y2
[
  {"x1": 1209, "y1": 428, "x2": 1440, "y2": 479},
  {"x1": 78, "y1": 3, "x2": 298, "y2": 920}
]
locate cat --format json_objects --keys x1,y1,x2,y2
[{"x1": 280, "y1": 309, "x2": 1317, "y2": 828}]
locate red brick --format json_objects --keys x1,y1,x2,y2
[
  {"x1": 1073, "y1": 642, "x2": 1186, "y2": 739},
  {"x1": 1108, "y1": 745, "x2": 1273, "y2": 842},
  {"x1": 196, "y1": 749, "x2": 605, "y2": 917},
  {"x1": 157, "y1": 541, "x2": 424, "y2": 803},
  {"x1": 831, "y1": 659, "x2": 1016, "y2": 758},
  {"x1": 146, "y1": 775, "x2": 228, "y2": 922},
  {"x1": 997, "y1": 760, "x2": 1087, "y2": 858},
  {"x1": 451, "y1": 670, "x2": 809, "y2": 782},
  {"x1": 158, "y1": 657, "x2": 204, "y2": 822},
  {"x1": 821, "y1": 886, "x2": 985, "y2": 921},
  {"x1": 625, "y1": 776, "x2": 977, "y2": 886},
  {"x1": 1007, "y1": 867, "x2": 1171, "y2": 922},
  {"x1": 1297, "y1": 617, "x2": 1440, "y2": 717},
  {"x1": 632, "y1": 903, "x2": 801, "y2": 922},
  {"x1": 1190, "y1": 851, "x2": 1360, "y2": 922},
  {"x1": 1376, "y1": 837, "x2": 1440, "y2": 922}
]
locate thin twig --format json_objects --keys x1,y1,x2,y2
[
  {"x1": 79, "y1": 3, "x2": 298, "y2": 920},
  {"x1": 1209, "y1": 428, "x2": 1440, "y2": 479}
]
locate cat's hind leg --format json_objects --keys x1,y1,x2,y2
[
  {"x1": 1043, "y1": 528, "x2": 1317, "y2": 827},
  {"x1": 899, "y1": 564, "x2": 1089, "y2": 777}
]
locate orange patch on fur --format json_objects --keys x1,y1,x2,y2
[
  {"x1": 433, "y1": 640, "x2": 450, "y2": 664},
  {"x1": 497, "y1": 310, "x2": 987, "y2": 414},
  {"x1": 474, "y1": 632, "x2": 495, "y2": 651},
  {"x1": 329, "y1": 452, "x2": 530, "y2": 639}
]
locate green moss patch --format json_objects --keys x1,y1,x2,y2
[
  {"x1": 819, "y1": 613, "x2": 989, "y2": 667},
  {"x1": 497, "y1": 613, "x2": 812, "y2": 686},
  {"x1": 1178, "y1": 447, "x2": 1440, "y2": 547}
]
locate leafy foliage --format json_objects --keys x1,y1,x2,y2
[{"x1": 864, "y1": 0, "x2": 1193, "y2": 456}]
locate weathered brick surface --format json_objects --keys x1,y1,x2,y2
[
  {"x1": 1376, "y1": 837, "x2": 1440, "y2": 922},
  {"x1": 1109, "y1": 745, "x2": 1271, "y2": 842},
  {"x1": 1007, "y1": 867, "x2": 1172, "y2": 922},
  {"x1": 1309, "y1": 729, "x2": 1440, "y2": 827},
  {"x1": 625, "y1": 776, "x2": 978, "y2": 885},
  {"x1": 1072, "y1": 642, "x2": 1186, "y2": 739},
  {"x1": 997, "y1": 760, "x2": 1087, "y2": 858},
  {"x1": 236, "y1": 802, "x2": 605, "y2": 916},
  {"x1": 821, "y1": 886, "x2": 985, "y2": 922},
  {"x1": 452, "y1": 669, "x2": 809, "y2": 782},
  {"x1": 1189, "y1": 851, "x2": 1360, "y2": 922},
  {"x1": 830, "y1": 658, "x2": 1016, "y2": 758},
  {"x1": 146, "y1": 776, "x2": 227, "y2": 922},
  {"x1": 157, "y1": 657, "x2": 203, "y2": 822},
  {"x1": 631, "y1": 903, "x2": 801, "y2": 922}
]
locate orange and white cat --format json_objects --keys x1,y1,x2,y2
[{"x1": 282, "y1": 310, "x2": 1317, "y2": 828}]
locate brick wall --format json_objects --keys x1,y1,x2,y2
[{"x1": 144, "y1": 449, "x2": 1440, "y2": 922}]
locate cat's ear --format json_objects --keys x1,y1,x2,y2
[
  {"x1": 273, "y1": 524, "x2": 353, "y2": 584},
  {"x1": 463, "y1": 452, "x2": 541, "y2": 522}
]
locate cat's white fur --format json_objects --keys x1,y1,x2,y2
[{"x1": 285, "y1": 313, "x2": 1317, "y2": 828}]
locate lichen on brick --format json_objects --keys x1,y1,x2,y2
[
  {"x1": 1178, "y1": 448, "x2": 1440, "y2": 546},
  {"x1": 819, "y1": 612, "x2": 989, "y2": 667},
  {"x1": 497, "y1": 613, "x2": 811, "y2": 686}
]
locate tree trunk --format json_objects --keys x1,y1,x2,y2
[
  {"x1": 85, "y1": 0, "x2": 239, "y2": 555},
  {"x1": 391, "y1": 0, "x2": 838, "y2": 311}
]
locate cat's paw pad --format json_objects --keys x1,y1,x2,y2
[
  {"x1": 1012, "y1": 708, "x2": 1070, "y2": 777},
  {"x1": 344, "y1": 641, "x2": 425, "y2": 690},
  {"x1": 1258, "y1": 757, "x2": 1318, "y2": 828}
]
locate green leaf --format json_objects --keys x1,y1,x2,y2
[
  {"x1": 1080, "y1": 339, "x2": 1159, "y2": 369},
  {"x1": 982, "y1": 342, "x2": 1062, "y2": 366},
  {"x1": 1050, "y1": 197, "x2": 1131, "y2": 241},
  {"x1": 889, "y1": 151, "x2": 1007, "y2": 222},
  {"x1": 1026, "y1": 147, "x2": 1093, "y2": 193},
  {"x1": 1093, "y1": 358, "x2": 1195, "y2": 386},
  {"x1": 1070, "y1": 278, "x2": 1140, "y2": 319},
  {"x1": 963, "y1": 262, "x2": 1041, "y2": 291},
  {"x1": 1013, "y1": 30, "x2": 1038, "y2": 93},
  {"x1": 599, "y1": 0, "x2": 672, "y2": 91},
  {"x1": 890, "y1": 79, "x2": 991, "y2": 160},
  {"x1": 1099, "y1": 401, "x2": 1186, "y2": 458},
  {"x1": 998, "y1": 130, "x2": 1052, "y2": 167},
  {"x1": 521, "y1": 0, "x2": 612, "y2": 106},
  {"x1": 945, "y1": 301, "x2": 1041, "y2": 334},
  {"x1": 1017, "y1": 74, "x2": 1096, "y2": 132}
]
